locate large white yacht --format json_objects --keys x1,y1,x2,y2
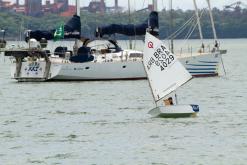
[
  {"x1": 4, "y1": 0, "x2": 226, "y2": 82},
  {"x1": 4, "y1": 38, "x2": 223, "y2": 82}
]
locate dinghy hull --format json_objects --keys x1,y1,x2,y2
[{"x1": 148, "y1": 104, "x2": 199, "y2": 118}]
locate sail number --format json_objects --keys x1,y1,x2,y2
[
  {"x1": 147, "y1": 45, "x2": 175, "y2": 71},
  {"x1": 27, "y1": 62, "x2": 41, "y2": 72}
]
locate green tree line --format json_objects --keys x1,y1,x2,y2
[{"x1": 0, "y1": 7, "x2": 247, "y2": 40}]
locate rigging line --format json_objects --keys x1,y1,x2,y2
[
  {"x1": 167, "y1": 7, "x2": 207, "y2": 40},
  {"x1": 184, "y1": 18, "x2": 197, "y2": 40},
  {"x1": 167, "y1": 15, "x2": 196, "y2": 39},
  {"x1": 181, "y1": 8, "x2": 207, "y2": 47},
  {"x1": 169, "y1": 7, "x2": 208, "y2": 40},
  {"x1": 180, "y1": 19, "x2": 198, "y2": 48},
  {"x1": 185, "y1": 8, "x2": 207, "y2": 40},
  {"x1": 166, "y1": 13, "x2": 197, "y2": 39},
  {"x1": 220, "y1": 56, "x2": 227, "y2": 77},
  {"x1": 168, "y1": 12, "x2": 198, "y2": 38}
]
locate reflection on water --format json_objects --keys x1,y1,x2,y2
[{"x1": 0, "y1": 39, "x2": 247, "y2": 164}]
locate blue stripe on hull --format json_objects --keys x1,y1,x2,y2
[
  {"x1": 198, "y1": 61, "x2": 218, "y2": 64},
  {"x1": 192, "y1": 73, "x2": 218, "y2": 77},
  {"x1": 189, "y1": 71, "x2": 216, "y2": 74},
  {"x1": 186, "y1": 64, "x2": 217, "y2": 67},
  {"x1": 186, "y1": 68, "x2": 216, "y2": 71}
]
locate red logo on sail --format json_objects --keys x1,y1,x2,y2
[{"x1": 148, "y1": 41, "x2": 153, "y2": 48}]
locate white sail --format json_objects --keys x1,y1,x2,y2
[{"x1": 143, "y1": 32, "x2": 192, "y2": 102}]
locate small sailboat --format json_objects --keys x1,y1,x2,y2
[{"x1": 143, "y1": 32, "x2": 199, "y2": 118}]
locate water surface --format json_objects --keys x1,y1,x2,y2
[{"x1": 0, "y1": 39, "x2": 247, "y2": 165}]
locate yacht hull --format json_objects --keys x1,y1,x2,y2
[
  {"x1": 52, "y1": 52, "x2": 222, "y2": 80},
  {"x1": 9, "y1": 52, "x2": 222, "y2": 82},
  {"x1": 180, "y1": 53, "x2": 222, "y2": 77},
  {"x1": 10, "y1": 61, "x2": 61, "y2": 82},
  {"x1": 52, "y1": 61, "x2": 146, "y2": 80}
]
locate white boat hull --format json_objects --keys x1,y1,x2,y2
[
  {"x1": 52, "y1": 52, "x2": 222, "y2": 80},
  {"x1": 148, "y1": 104, "x2": 199, "y2": 118},
  {"x1": 52, "y1": 61, "x2": 146, "y2": 80},
  {"x1": 180, "y1": 53, "x2": 222, "y2": 77},
  {"x1": 9, "y1": 51, "x2": 222, "y2": 82},
  {"x1": 10, "y1": 61, "x2": 62, "y2": 82}
]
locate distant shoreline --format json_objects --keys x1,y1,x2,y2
[{"x1": 1, "y1": 8, "x2": 247, "y2": 39}]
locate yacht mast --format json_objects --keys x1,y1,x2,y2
[
  {"x1": 74, "y1": 0, "x2": 80, "y2": 54},
  {"x1": 76, "y1": 0, "x2": 80, "y2": 16},
  {"x1": 206, "y1": 0, "x2": 217, "y2": 40},
  {"x1": 193, "y1": 0, "x2": 204, "y2": 42},
  {"x1": 169, "y1": 0, "x2": 174, "y2": 53},
  {"x1": 128, "y1": 0, "x2": 132, "y2": 49},
  {"x1": 152, "y1": 0, "x2": 158, "y2": 11}
]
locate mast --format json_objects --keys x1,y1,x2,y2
[
  {"x1": 144, "y1": 64, "x2": 158, "y2": 107},
  {"x1": 76, "y1": 0, "x2": 80, "y2": 16},
  {"x1": 143, "y1": 5, "x2": 158, "y2": 107},
  {"x1": 169, "y1": 0, "x2": 174, "y2": 53},
  {"x1": 193, "y1": 0, "x2": 204, "y2": 42},
  {"x1": 206, "y1": 0, "x2": 217, "y2": 40},
  {"x1": 143, "y1": 32, "x2": 158, "y2": 107},
  {"x1": 128, "y1": 0, "x2": 132, "y2": 49},
  {"x1": 144, "y1": 2, "x2": 159, "y2": 106},
  {"x1": 152, "y1": 0, "x2": 158, "y2": 11},
  {"x1": 74, "y1": 0, "x2": 80, "y2": 54}
]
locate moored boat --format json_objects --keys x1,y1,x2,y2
[{"x1": 3, "y1": 0, "x2": 225, "y2": 82}]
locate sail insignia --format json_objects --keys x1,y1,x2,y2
[{"x1": 53, "y1": 24, "x2": 64, "y2": 41}]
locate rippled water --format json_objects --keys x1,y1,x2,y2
[{"x1": 0, "y1": 39, "x2": 247, "y2": 165}]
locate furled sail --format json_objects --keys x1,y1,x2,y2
[
  {"x1": 63, "y1": 15, "x2": 81, "y2": 39},
  {"x1": 143, "y1": 32, "x2": 192, "y2": 102},
  {"x1": 26, "y1": 15, "x2": 81, "y2": 41},
  {"x1": 95, "y1": 11, "x2": 159, "y2": 38}
]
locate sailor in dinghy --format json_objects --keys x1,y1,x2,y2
[{"x1": 143, "y1": 32, "x2": 199, "y2": 118}]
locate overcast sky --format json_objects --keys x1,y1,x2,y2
[{"x1": 12, "y1": 0, "x2": 247, "y2": 10}]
